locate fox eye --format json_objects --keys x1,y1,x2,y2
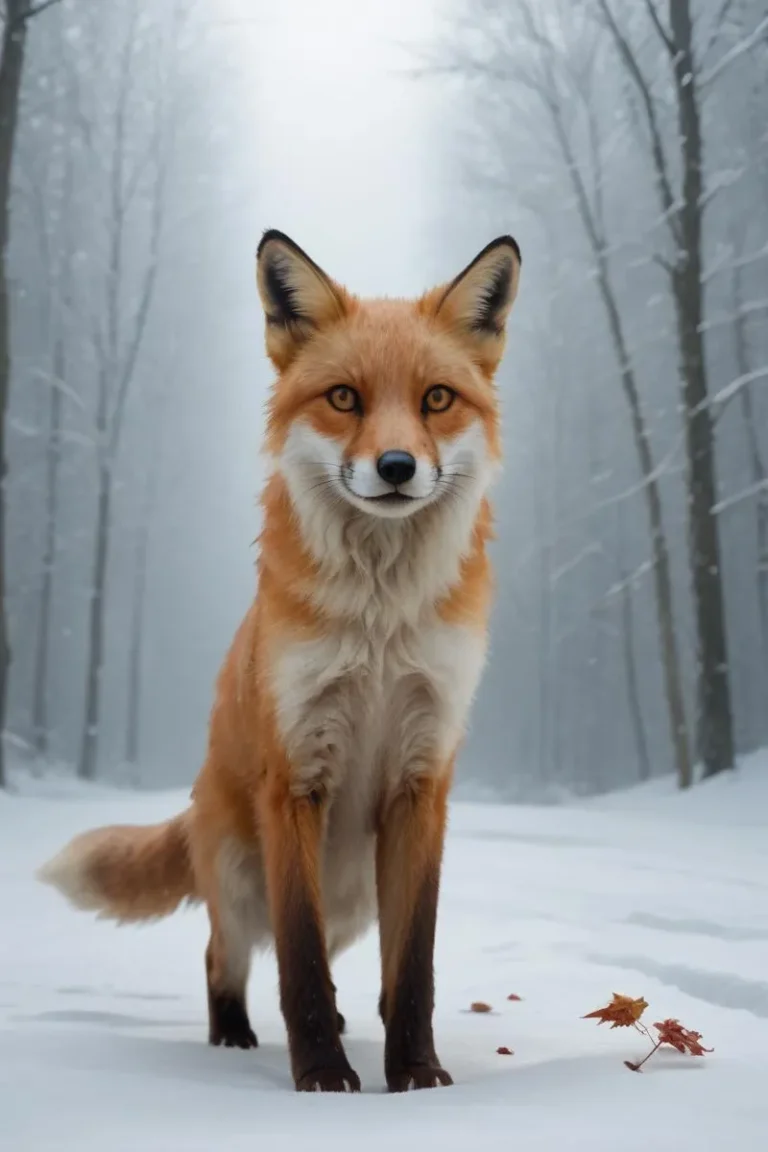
[
  {"x1": 327, "y1": 385, "x2": 361, "y2": 413},
  {"x1": 422, "y1": 385, "x2": 456, "y2": 414}
]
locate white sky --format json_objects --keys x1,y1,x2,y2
[{"x1": 209, "y1": 0, "x2": 445, "y2": 294}]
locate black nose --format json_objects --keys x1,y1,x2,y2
[{"x1": 376, "y1": 450, "x2": 417, "y2": 487}]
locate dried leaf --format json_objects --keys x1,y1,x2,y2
[
  {"x1": 496, "y1": 1046, "x2": 514, "y2": 1055},
  {"x1": 583, "y1": 993, "x2": 649, "y2": 1029},
  {"x1": 654, "y1": 1019, "x2": 713, "y2": 1057},
  {"x1": 469, "y1": 1001, "x2": 493, "y2": 1014},
  {"x1": 507, "y1": 994, "x2": 523, "y2": 1001}
]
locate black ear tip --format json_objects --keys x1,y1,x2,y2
[
  {"x1": 489, "y1": 234, "x2": 521, "y2": 266},
  {"x1": 257, "y1": 229, "x2": 294, "y2": 259}
]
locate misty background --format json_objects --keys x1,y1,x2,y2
[{"x1": 1, "y1": 0, "x2": 766, "y2": 798}]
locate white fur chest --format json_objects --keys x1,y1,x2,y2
[
  {"x1": 271, "y1": 615, "x2": 487, "y2": 805},
  {"x1": 270, "y1": 463, "x2": 492, "y2": 805},
  {"x1": 270, "y1": 612, "x2": 487, "y2": 954},
  {"x1": 264, "y1": 450, "x2": 493, "y2": 954}
]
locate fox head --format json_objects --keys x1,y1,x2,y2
[{"x1": 257, "y1": 230, "x2": 521, "y2": 522}]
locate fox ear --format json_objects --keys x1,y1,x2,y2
[
  {"x1": 429, "y1": 236, "x2": 521, "y2": 374},
  {"x1": 256, "y1": 230, "x2": 348, "y2": 370}
]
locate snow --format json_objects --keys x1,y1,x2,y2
[{"x1": 2, "y1": 754, "x2": 768, "y2": 1151}]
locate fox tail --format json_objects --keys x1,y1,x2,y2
[{"x1": 37, "y1": 811, "x2": 197, "y2": 923}]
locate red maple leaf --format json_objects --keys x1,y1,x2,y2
[
  {"x1": 583, "y1": 993, "x2": 648, "y2": 1029},
  {"x1": 654, "y1": 1019, "x2": 713, "y2": 1057}
]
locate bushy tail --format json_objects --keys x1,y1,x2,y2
[{"x1": 37, "y1": 811, "x2": 197, "y2": 923}]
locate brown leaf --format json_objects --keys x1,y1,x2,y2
[
  {"x1": 469, "y1": 1001, "x2": 493, "y2": 1014},
  {"x1": 583, "y1": 993, "x2": 649, "y2": 1029},
  {"x1": 654, "y1": 1019, "x2": 713, "y2": 1057},
  {"x1": 496, "y1": 1046, "x2": 514, "y2": 1055},
  {"x1": 507, "y1": 994, "x2": 523, "y2": 1001}
]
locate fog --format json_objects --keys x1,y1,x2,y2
[
  {"x1": 4, "y1": 0, "x2": 451, "y2": 785},
  {"x1": 2, "y1": 0, "x2": 766, "y2": 796}
]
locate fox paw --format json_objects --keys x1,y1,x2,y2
[
  {"x1": 296, "y1": 1066, "x2": 361, "y2": 1093},
  {"x1": 387, "y1": 1064, "x2": 453, "y2": 1092},
  {"x1": 208, "y1": 994, "x2": 259, "y2": 1049}
]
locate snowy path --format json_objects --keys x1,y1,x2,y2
[{"x1": 2, "y1": 760, "x2": 768, "y2": 1150}]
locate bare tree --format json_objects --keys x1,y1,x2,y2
[
  {"x1": 76, "y1": 0, "x2": 179, "y2": 780},
  {"x1": 714, "y1": 54, "x2": 768, "y2": 688},
  {"x1": 729, "y1": 252, "x2": 768, "y2": 674},
  {"x1": 124, "y1": 487, "x2": 150, "y2": 778},
  {"x1": 124, "y1": 368, "x2": 172, "y2": 778},
  {"x1": 532, "y1": 322, "x2": 561, "y2": 789},
  {"x1": 705, "y1": 13, "x2": 768, "y2": 707},
  {"x1": 590, "y1": 0, "x2": 740, "y2": 777},
  {"x1": 0, "y1": 0, "x2": 66, "y2": 787},
  {"x1": 18, "y1": 127, "x2": 77, "y2": 758},
  {"x1": 615, "y1": 518, "x2": 652, "y2": 783},
  {"x1": 31, "y1": 325, "x2": 63, "y2": 755},
  {"x1": 429, "y1": 0, "x2": 693, "y2": 787}
]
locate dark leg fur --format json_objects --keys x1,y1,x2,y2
[
  {"x1": 377, "y1": 775, "x2": 452, "y2": 1092},
  {"x1": 261, "y1": 786, "x2": 359, "y2": 1092},
  {"x1": 205, "y1": 936, "x2": 258, "y2": 1049},
  {"x1": 382, "y1": 871, "x2": 451, "y2": 1090},
  {"x1": 208, "y1": 989, "x2": 259, "y2": 1049}
]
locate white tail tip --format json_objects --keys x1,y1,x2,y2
[{"x1": 36, "y1": 840, "x2": 101, "y2": 912}]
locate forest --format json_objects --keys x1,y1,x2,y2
[{"x1": 1, "y1": 0, "x2": 767, "y2": 798}]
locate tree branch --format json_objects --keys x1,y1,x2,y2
[
  {"x1": 699, "y1": 165, "x2": 745, "y2": 211},
  {"x1": 651, "y1": 251, "x2": 676, "y2": 276},
  {"x1": 642, "y1": 0, "x2": 676, "y2": 56},
  {"x1": 701, "y1": 0, "x2": 738, "y2": 60},
  {"x1": 602, "y1": 558, "x2": 656, "y2": 603},
  {"x1": 700, "y1": 13, "x2": 768, "y2": 86},
  {"x1": 712, "y1": 479, "x2": 768, "y2": 516},
  {"x1": 12, "y1": 0, "x2": 64, "y2": 26},
  {"x1": 593, "y1": 0, "x2": 680, "y2": 246},
  {"x1": 710, "y1": 366, "x2": 768, "y2": 412},
  {"x1": 107, "y1": 25, "x2": 175, "y2": 461},
  {"x1": 30, "y1": 366, "x2": 90, "y2": 420},
  {"x1": 702, "y1": 241, "x2": 768, "y2": 284},
  {"x1": 699, "y1": 299, "x2": 768, "y2": 333}
]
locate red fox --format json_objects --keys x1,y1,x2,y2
[{"x1": 38, "y1": 229, "x2": 521, "y2": 1093}]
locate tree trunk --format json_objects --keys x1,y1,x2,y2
[
  {"x1": 32, "y1": 141, "x2": 73, "y2": 760},
  {"x1": 619, "y1": 568, "x2": 652, "y2": 783},
  {"x1": 669, "y1": 0, "x2": 735, "y2": 777},
  {"x1": 125, "y1": 518, "x2": 149, "y2": 775},
  {"x1": 31, "y1": 357, "x2": 62, "y2": 756},
  {"x1": 0, "y1": 6, "x2": 29, "y2": 788},
  {"x1": 730, "y1": 259, "x2": 768, "y2": 685},
  {"x1": 547, "y1": 100, "x2": 692, "y2": 790},
  {"x1": 78, "y1": 462, "x2": 111, "y2": 781},
  {"x1": 537, "y1": 537, "x2": 553, "y2": 787},
  {"x1": 531, "y1": 420, "x2": 553, "y2": 787},
  {"x1": 595, "y1": 264, "x2": 692, "y2": 788},
  {"x1": 125, "y1": 396, "x2": 166, "y2": 781}
]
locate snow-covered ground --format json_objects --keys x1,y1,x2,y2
[{"x1": 2, "y1": 755, "x2": 767, "y2": 1151}]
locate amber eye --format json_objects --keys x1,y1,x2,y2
[
  {"x1": 422, "y1": 385, "x2": 456, "y2": 414},
  {"x1": 327, "y1": 385, "x2": 361, "y2": 413}
]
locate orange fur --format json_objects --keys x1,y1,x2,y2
[
  {"x1": 38, "y1": 229, "x2": 521, "y2": 1092},
  {"x1": 376, "y1": 769, "x2": 452, "y2": 1012},
  {"x1": 37, "y1": 813, "x2": 194, "y2": 922}
]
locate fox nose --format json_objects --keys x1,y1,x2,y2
[{"x1": 376, "y1": 450, "x2": 417, "y2": 487}]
